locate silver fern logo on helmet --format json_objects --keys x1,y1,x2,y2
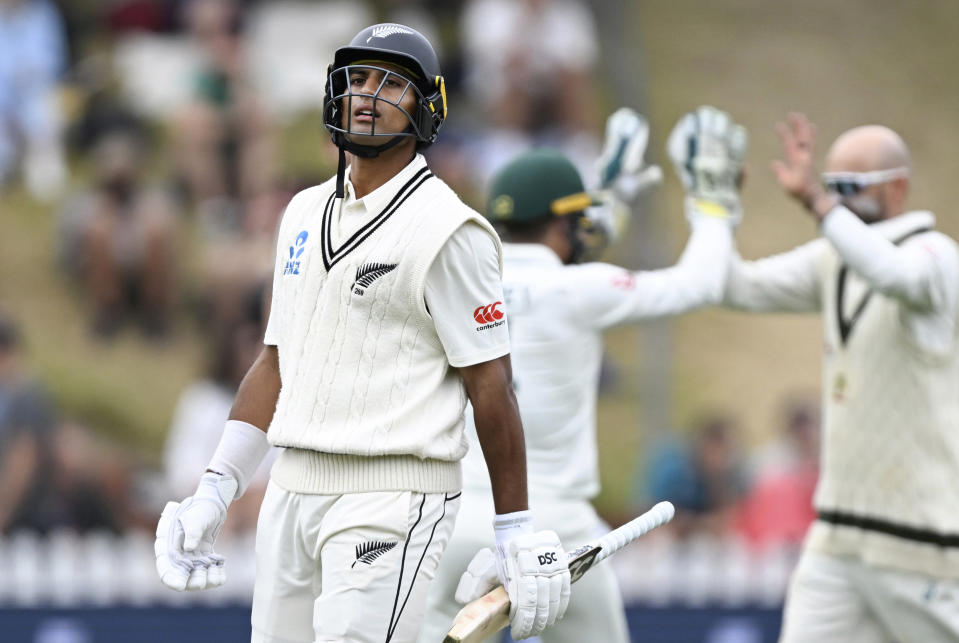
[{"x1": 367, "y1": 25, "x2": 414, "y2": 43}]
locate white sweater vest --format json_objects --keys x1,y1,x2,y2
[
  {"x1": 266, "y1": 166, "x2": 501, "y2": 494},
  {"x1": 808, "y1": 226, "x2": 959, "y2": 578}
]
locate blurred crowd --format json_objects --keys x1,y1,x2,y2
[{"x1": 1, "y1": 0, "x2": 819, "y2": 558}]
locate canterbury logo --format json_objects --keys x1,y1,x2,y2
[
  {"x1": 367, "y1": 25, "x2": 413, "y2": 42},
  {"x1": 352, "y1": 540, "x2": 397, "y2": 568},
  {"x1": 474, "y1": 302, "x2": 504, "y2": 324},
  {"x1": 352, "y1": 262, "x2": 397, "y2": 295}
]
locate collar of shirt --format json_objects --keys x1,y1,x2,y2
[
  {"x1": 867, "y1": 210, "x2": 935, "y2": 240},
  {"x1": 503, "y1": 242, "x2": 564, "y2": 267},
  {"x1": 340, "y1": 153, "x2": 428, "y2": 218}
]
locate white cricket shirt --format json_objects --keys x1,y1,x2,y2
[
  {"x1": 460, "y1": 215, "x2": 733, "y2": 499},
  {"x1": 265, "y1": 158, "x2": 509, "y2": 366},
  {"x1": 262, "y1": 154, "x2": 509, "y2": 494},
  {"x1": 725, "y1": 207, "x2": 959, "y2": 578}
]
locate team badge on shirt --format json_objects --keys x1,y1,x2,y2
[
  {"x1": 283, "y1": 230, "x2": 309, "y2": 276},
  {"x1": 352, "y1": 262, "x2": 398, "y2": 296},
  {"x1": 474, "y1": 301, "x2": 506, "y2": 331}
]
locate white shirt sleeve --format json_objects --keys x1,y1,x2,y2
[
  {"x1": 567, "y1": 215, "x2": 733, "y2": 330},
  {"x1": 821, "y1": 206, "x2": 958, "y2": 311},
  {"x1": 263, "y1": 209, "x2": 289, "y2": 346},
  {"x1": 425, "y1": 221, "x2": 511, "y2": 367},
  {"x1": 724, "y1": 237, "x2": 826, "y2": 313}
]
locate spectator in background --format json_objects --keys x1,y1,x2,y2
[
  {"x1": 163, "y1": 282, "x2": 276, "y2": 533},
  {"x1": 459, "y1": 0, "x2": 601, "y2": 182},
  {"x1": 647, "y1": 412, "x2": 750, "y2": 539},
  {"x1": 172, "y1": 0, "x2": 275, "y2": 234},
  {"x1": 58, "y1": 125, "x2": 178, "y2": 339},
  {"x1": 0, "y1": 310, "x2": 132, "y2": 534},
  {"x1": 0, "y1": 310, "x2": 57, "y2": 531},
  {"x1": 197, "y1": 180, "x2": 288, "y2": 338},
  {"x1": 0, "y1": 0, "x2": 69, "y2": 201},
  {"x1": 738, "y1": 396, "x2": 820, "y2": 551}
]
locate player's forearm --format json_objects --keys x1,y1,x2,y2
[
  {"x1": 474, "y1": 388, "x2": 528, "y2": 514},
  {"x1": 228, "y1": 344, "x2": 281, "y2": 431},
  {"x1": 591, "y1": 218, "x2": 733, "y2": 328},
  {"x1": 723, "y1": 245, "x2": 823, "y2": 313},
  {"x1": 610, "y1": 217, "x2": 732, "y2": 322},
  {"x1": 461, "y1": 357, "x2": 529, "y2": 514},
  {"x1": 821, "y1": 206, "x2": 935, "y2": 306},
  {"x1": 653, "y1": 215, "x2": 733, "y2": 310}
]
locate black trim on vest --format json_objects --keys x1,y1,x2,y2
[
  {"x1": 835, "y1": 226, "x2": 932, "y2": 346},
  {"x1": 321, "y1": 167, "x2": 433, "y2": 271},
  {"x1": 818, "y1": 509, "x2": 959, "y2": 548}
]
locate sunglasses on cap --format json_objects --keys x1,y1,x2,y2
[{"x1": 821, "y1": 167, "x2": 909, "y2": 196}]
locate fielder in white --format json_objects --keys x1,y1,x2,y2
[
  {"x1": 418, "y1": 107, "x2": 747, "y2": 643},
  {"x1": 153, "y1": 23, "x2": 572, "y2": 643},
  {"x1": 722, "y1": 112, "x2": 959, "y2": 642}
]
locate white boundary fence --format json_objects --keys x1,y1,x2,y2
[{"x1": 0, "y1": 530, "x2": 798, "y2": 608}]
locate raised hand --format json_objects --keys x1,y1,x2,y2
[
  {"x1": 772, "y1": 112, "x2": 838, "y2": 218},
  {"x1": 667, "y1": 105, "x2": 748, "y2": 224},
  {"x1": 596, "y1": 107, "x2": 663, "y2": 199},
  {"x1": 772, "y1": 112, "x2": 821, "y2": 203}
]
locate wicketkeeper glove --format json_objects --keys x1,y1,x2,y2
[
  {"x1": 666, "y1": 105, "x2": 748, "y2": 225},
  {"x1": 585, "y1": 108, "x2": 664, "y2": 258},
  {"x1": 596, "y1": 107, "x2": 664, "y2": 199}
]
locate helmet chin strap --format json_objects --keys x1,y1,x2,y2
[{"x1": 333, "y1": 129, "x2": 412, "y2": 199}]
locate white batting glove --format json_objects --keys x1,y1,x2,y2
[
  {"x1": 490, "y1": 512, "x2": 571, "y2": 640},
  {"x1": 501, "y1": 530, "x2": 570, "y2": 639},
  {"x1": 667, "y1": 105, "x2": 748, "y2": 225},
  {"x1": 454, "y1": 547, "x2": 500, "y2": 604},
  {"x1": 596, "y1": 107, "x2": 664, "y2": 199},
  {"x1": 155, "y1": 472, "x2": 237, "y2": 591}
]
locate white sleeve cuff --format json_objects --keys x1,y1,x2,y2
[
  {"x1": 493, "y1": 510, "x2": 534, "y2": 549},
  {"x1": 207, "y1": 420, "x2": 271, "y2": 498}
]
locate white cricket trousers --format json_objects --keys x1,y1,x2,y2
[
  {"x1": 251, "y1": 479, "x2": 460, "y2": 643},
  {"x1": 779, "y1": 549, "x2": 959, "y2": 643},
  {"x1": 417, "y1": 491, "x2": 629, "y2": 643}
]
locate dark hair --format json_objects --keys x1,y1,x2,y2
[{"x1": 497, "y1": 215, "x2": 555, "y2": 243}]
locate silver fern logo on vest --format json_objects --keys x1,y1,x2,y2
[
  {"x1": 352, "y1": 262, "x2": 398, "y2": 296},
  {"x1": 283, "y1": 231, "x2": 309, "y2": 275}
]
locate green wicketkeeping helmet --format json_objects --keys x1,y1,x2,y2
[{"x1": 487, "y1": 149, "x2": 595, "y2": 223}]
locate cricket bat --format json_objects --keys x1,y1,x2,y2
[{"x1": 443, "y1": 501, "x2": 675, "y2": 643}]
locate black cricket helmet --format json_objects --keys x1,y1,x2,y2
[{"x1": 323, "y1": 23, "x2": 447, "y2": 157}]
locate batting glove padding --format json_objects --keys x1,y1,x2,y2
[
  {"x1": 497, "y1": 530, "x2": 571, "y2": 640},
  {"x1": 666, "y1": 105, "x2": 748, "y2": 225},
  {"x1": 155, "y1": 472, "x2": 237, "y2": 591},
  {"x1": 454, "y1": 547, "x2": 500, "y2": 605}
]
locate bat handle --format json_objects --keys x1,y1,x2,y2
[{"x1": 595, "y1": 501, "x2": 675, "y2": 564}]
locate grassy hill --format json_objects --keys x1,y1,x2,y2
[
  {"x1": 2, "y1": 1, "x2": 957, "y2": 514},
  {"x1": 595, "y1": 0, "x2": 959, "y2": 514}
]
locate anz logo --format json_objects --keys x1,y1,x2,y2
[{"x1": 283, "y1": 231, "x2": 309, "y2": 276}]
